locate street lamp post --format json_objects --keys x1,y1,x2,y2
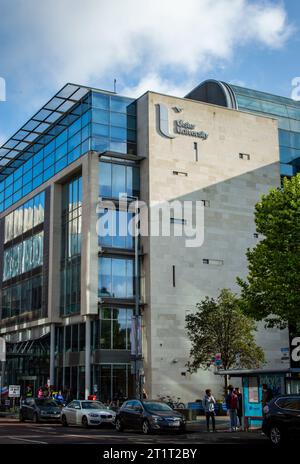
[{"x1": 123, "y1": 194, "x2": 141, "y2": 400}]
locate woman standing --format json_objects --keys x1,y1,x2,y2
[{"x1": 203, "y1": 389, "x2": 216, "y2": 432}]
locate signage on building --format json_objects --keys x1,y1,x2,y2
[
  {"x1": 280, "y1": 347, "x2": 289, "y2": 362},
  {"x1": 157, "y1": 103, "x2": 208, "y2": 140},
  {"x1": 8, "y1": 385, "x2": 21, "y2": 398},
  {"x1": 290, "y1": 336, "x2": 300, "y2": 368},
  {"x1": 175, "y1": 120, "x2": 208, "y2": 139}
]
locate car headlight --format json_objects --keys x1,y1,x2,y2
[
  {"x1": 151, "y1": 415, "x2": 164, "y2": 422},
  {"x1": 88, "y1": 413, "x2": 99, "y2": 417},
  {"x1": 41, "y1": 411, "x2": 48, "y2": 415}
]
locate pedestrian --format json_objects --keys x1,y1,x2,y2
[
  {"x1": 226, "y1": 386, "x2": 238, "y2": 432},
  {"x1": 54, "y1": 390, "x2": 64, "y2": 405},
  {"x1": 203, "y1": 389, "x2": 216, "y2": 432},
  {"x1": 37, "y1": 387, "x2": 44, "y2": 399},
  {"x1": 262, "y1": 383, "x2": 273, "y2": 415},
  {"x1": 235, "y1": 387, "x2": 243, "y2": 429},
  {"x1": 25, "y1": 385, "x2": 33, "y2": 398}
]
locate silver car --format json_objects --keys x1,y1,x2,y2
[{"x1": 61, "y1": 400, "x2": 116, "y2": 427}]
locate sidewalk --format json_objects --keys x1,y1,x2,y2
[{"x1": 186, "y1": 416, "x2": 260, "y2": 433}]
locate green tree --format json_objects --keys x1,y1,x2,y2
[
  {"x1": 238, "y1": 175, "x2": 300, "y2": 329},
  {"x1": 185, "y1": 289, "x2": 265, "y2": 388}
]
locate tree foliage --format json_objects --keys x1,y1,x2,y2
[
  {"x1": 185, "y1": 289, "x2": 265, "y2": 384},
  {"x1": 238, "y1": 175, "x2": 300, "y2": 329}
]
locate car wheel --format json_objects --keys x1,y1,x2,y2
[
  {"x1": 82, "y1": 416, "x2": 89, "y2": 428},
  {"x1": 142, "y1": 420, "x2": 151, "y2": 435},
  {"x1": 115, "y1": 418, "x2": 124, "y2": 432},
  {"x1": 61, "y1": 415, "x2": 68, "y2": 427},
  {"x1": 269, "y1": 425, "x2": 284, "y2": 446},
  {"x1": 33, "y1": 413, "x2": 39, "y2": 424}
]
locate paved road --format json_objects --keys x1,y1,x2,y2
[{"x1": 0, "y1": 419, "x2": 269, "y2": 445}]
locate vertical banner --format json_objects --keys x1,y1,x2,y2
[
  {"x1": 130, "y1": 317, "x2": 136, "y2": 356},
  {"x1": 130, "y1": 316, "x2": 142, "y2": 357},
  {"x1": 0, "y1": 337, "x2": 6, "y2": 362}
]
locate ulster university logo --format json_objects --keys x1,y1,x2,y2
[{"x1": 157, "y1": 103, "x2": 208, "y2": 140}]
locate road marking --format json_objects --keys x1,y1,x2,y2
[{"x1": 8, "y1": 436, "x2": 47, "y2": 444}]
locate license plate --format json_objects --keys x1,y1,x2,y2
[{"x1": 169, "y1": 421, "x2": 180, "y2": 426}]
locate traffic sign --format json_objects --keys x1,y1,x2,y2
[{"x1": 8, "y1": 385, "x2": 20, "y2": 398}]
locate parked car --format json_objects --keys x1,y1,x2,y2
[
  {"x1": 262, "y1": 394, "x2": 300, "y2": 445},
  {"x1": 115, "y1": 399, "x2": 186, "y2": 434},
  {"x1": 61, "y1": 400, "x2": 116, "y2": 427},
  {"x1": 19, "y1": 397, "x2": 61, "y2": 423}
]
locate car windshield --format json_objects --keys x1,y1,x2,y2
[
  {"x1": 144, "y1": 402, "x2": 173, "y2": 412},
  {"x1": 35, "y1": 399, "x2": 59, "y2": 407},
  {"x1": 81, "y1": 402, "x2": 106, "y2": 410}
]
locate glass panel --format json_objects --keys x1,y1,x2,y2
[
  {"x1": 92, "y1": 108, "x2": 109, "y2": 125},
  {"x1": 112, "y1": 164, "x2": 126, "y2": 198},
  {"x1": 111, "y1": 97, "x2": 131, "y2": 113},
  {"x1": 92, "y1": 92, "x2": 109, "y2": 110},
  {"x1": 99, "y1": 162, "x2": 112, "y2": 197},
  {"x1": 99, "y1": 257, "x2": 112, "y2": 297}
]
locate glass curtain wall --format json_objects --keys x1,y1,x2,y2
[
  {"x1": 60, "y1": 176, "x2": 82, "y2": 315},
  {"x1": 1, "y1": 191, "x2": 45, "y2": 322},
  {"x1": 230, "y1": 84, "x2": 300, "y2": 177}
]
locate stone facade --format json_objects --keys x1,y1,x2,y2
[{"x1": 137, "y1": 92, "x2": 289, "y2": 402}]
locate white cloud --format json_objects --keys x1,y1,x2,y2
[
  {"x1": 121, "y1": 74, "x2": 194, "y2": 98},
  {"x1": 0, "y1": 0, "x2": 294, "y2": 98}
]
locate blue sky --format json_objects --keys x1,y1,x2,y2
[{"x1": 0, "y1": 0, "x2": 300, "y2": 146}]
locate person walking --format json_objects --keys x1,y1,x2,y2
[
  {"x1": 235, "y1": 387, "x2": 243, "y2": 429},
  {"x1": 203, "y1": 389, "x2": 216, "y2": 432},
  {"x1": 226, "y1": 386, "x2": 238, "y2": 432}
]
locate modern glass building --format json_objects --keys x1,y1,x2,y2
[
  {"x1": 0, "y1": 80, "x2": 298, "y2": 402},
  {"x1": 0, "y1": 84, "x2": 140, "y2": 400},
  {"x1": 186, "y1": 79, "x2": 300, "y2": 178}
]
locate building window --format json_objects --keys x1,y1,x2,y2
[
  {"x1": 94, "y1": 307, "x2": 133, "y2": 350},
  {"x1": 99, "y1": 161, "x2": 140, "y2": 199},
  {"x1": 172, "y1": 265, "x2": 176, "y2": 287},
  {"x1": 92, "y1": 363, "x2": 133, "y2": 402},
  {"x1": 173, "y1": 170, "x2": 188, "y2": 177},
  {"x1": 98, "y1": 257, "x2": 134, "y2": 298},
  {"x1": 60, "y1": 176, "x2": 82, "y2": 316},
  {"x1": 1, "y1": 274, "x2": 43, "y2": 320},
  {"x1": 3, "y1": 231, "x2": 44, "y2": 281},
  {"x1": 201, "y1": 200, "x2": 210, "y2": 207},
  {"x1": 170, "y1": 218, "x2": 187, "y2": 225},
  {"x1": 203, "y1": 259, "x2": 224, "y2": 266},
  {"x1": 194, "y1": 142, "x2": 198, "y2": 162},
  {"x1": 97, "y1": 208, "x2": 134, "y2": 249},
  {"x1": 4, "y1": 191, "x2": 45, "y2": 244},
  {"x1": 239, "y1": 153, "x2": 250, "y2": 160}
]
